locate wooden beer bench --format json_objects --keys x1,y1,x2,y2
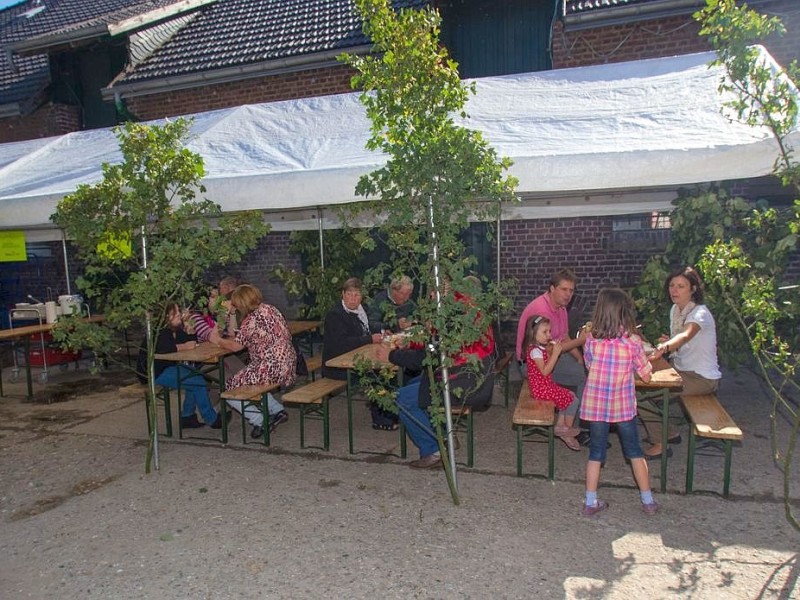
[
  {"x1": 220, "y1": 383, "x2": 280, "y2": 445},
  {"x1": 512, "y1": 384, "x2": 555, "y2": 479},
  {"x1": 281, "y1": 378, "x2": 347, "y2": 450},
  {"x1": 681, "y1": 393, "x2": 743, "y2": 498}
]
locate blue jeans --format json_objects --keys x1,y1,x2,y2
[
  {"x1": 588, "y1": 418, "x2": 644, "y2": 463},
  {"x1": 156, "y1": 365, "x2": 217, "y2": 425},
  {"x1": 396, "y1": 376, "x2": 438, "y2": 458}
]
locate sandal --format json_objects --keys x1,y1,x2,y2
[
  {"x1": 372, "y1": 422, "x2": 399, "y2": 431},
  {"x1": 558, "y1": 435, "x2": 581, "y2": 452},
  {"x1": 555, "y1": 426, "x2": 581, "y2": 438}
]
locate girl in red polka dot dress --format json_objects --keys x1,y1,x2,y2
[{"x1": 524, "y1": 315, "x2": 581, "y2": 451}]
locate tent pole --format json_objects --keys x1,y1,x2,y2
[
  {"x1": 318, "y1": 209, "x2": 325, "y2": 272},
  {"x1": 61, "y1": 232, "x2": 71, "y2": 295},
  {"x1": 496, "y1": 205, "x2": 501, "y2": 328}
]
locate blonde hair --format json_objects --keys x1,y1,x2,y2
[
  {"x1": 230, "y1": 284, "x2": 263, "y2": 316},
  {"x1": 590, "y1": 288, "x2": 637, "y2": 340}
]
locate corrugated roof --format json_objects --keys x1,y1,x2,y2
[{"x1": 116, "y1": 0, "x2": 429, "y2": 85}]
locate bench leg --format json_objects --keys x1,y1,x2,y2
[
  {"x1": 466, "y1": 412, "x2": 474, "y2": 468},
  {"x1": 503, "y1": 368, "x2": 510, "y2": 408},
  {"x1": 322, "y1": 399, "x2": 330, "y2": 451},
  {"x1": 161, "y1": 388, "x2": 173, "y2": 438},
  {"x1": 516, "y1": 426, "x2": 523, "y2": 477},
  {"x1": 547, "y1": 425, "x2": 555, "y2": 481},
  {"x1": 685, "y1": 428, "x2": 696, "y2": 494},
  {"x1": 299, "y1": 405, "x2": 306, "y2": 448},
  {"x1": 221, "y1": 398, "x2": 229, "y2": 444},
  {"x1": 723, "y1": 439, "x2": 733, "y2": 498},
  {"x1": 260, "y1": 394, "x2": 271, "y2": 447},
  {"x1": 399, "y1": 422, "x2": 407, "y2": 459}
]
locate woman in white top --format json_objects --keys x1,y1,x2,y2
[{"x1": 647, "y1": 266, "x2": 722, "y2": 458}]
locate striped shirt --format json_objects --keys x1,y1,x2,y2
[{"x1": 580, "y1": 333, "x2": 652, "y2": 423}]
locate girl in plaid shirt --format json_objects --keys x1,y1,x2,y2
[{"x1": 579, "y1": 288, "x2": 658, "y2": 517}]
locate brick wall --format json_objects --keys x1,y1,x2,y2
[
  {"x1": 0, "y1": 103, "x2": 81, "y2": 143},
  {"x1": 501, "y1": 216, "x2": 657, "y2": 317},
  {"x1": 552, "y1": 15, "x2": 709, "y2": 68},
  {"x1": 126, "y1": 64, "x2": 356, "y2": 121},
  {"x1": 553, "y1": 0, "x2": 799, "y2": 69}
]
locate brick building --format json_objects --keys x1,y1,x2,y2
[{"x1": 0, "y1": 0, "x2": 798, "y2": 321}]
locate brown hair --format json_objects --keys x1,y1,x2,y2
[
  {"x1": 342, "y1": 277, "x2": 363, "y2": 293},
  {"x1": 522, "y1": 315, "x2": 549, "y2": 351},
  {"x1": 230, "y1": 284, "x2": 263, "y2": 316},
  {"x1": 664, "y1": 266, "x2": 705, "y2": 304},
  {"x1": 590, "y1": 288, "x2": 637, "y2": 340},
  {"x1": 549, "y1": 268, "x2": 577, "y2": 290}
]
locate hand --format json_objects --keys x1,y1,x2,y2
[
  {"x1": 373, "y1": 344, "x2": 391, "y2": 362},
  {"x1": 371, "y1": 333, "x2": 383, "y2": 344},
  {"x1": 398, "y1": 317, "x2": 411, "y2": 330},
  {"x1": 550, "y1": 340, "x2": 563, "y2": 357}
]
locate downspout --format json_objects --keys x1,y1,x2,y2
[{"x1": 114, "y1": 92, "x2": 140, "y2": 123}]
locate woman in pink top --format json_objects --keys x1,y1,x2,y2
[{"x1": 579, "y1": 288, "x2": 657, "y2": 517}]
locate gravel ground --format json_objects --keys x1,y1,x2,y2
[{"x1": 0, "y1": 364, "x2": 798, "y2": 599}]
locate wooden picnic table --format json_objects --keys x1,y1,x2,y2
[
  {"x1": 0, "y1": 314, "x2": 105, "y2": 401},
  {"x1": 286, "y1": 320, "x2": 321, "y2": 337},
  {"x1": 325, "y1": 343, "x2": 401, "y2": 455},
  {"x1": 154, "y1": 341, "x2": 240, "y2": 439},
  {"x1": 636, "y1": 357, "x2": 683, "y2": 493}
]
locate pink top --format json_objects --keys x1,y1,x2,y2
[
  {"x1": 515, "y1": 292, "x2": 568, "y2": 360},
  {"x1": 580, "y1": 333, "x2": 652, "y2": 423}
]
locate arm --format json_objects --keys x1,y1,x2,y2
[
  {"x1": 207, "y1": 325, "x2": 243, "y2": 352},
  {"x1": 535, "y1": 342, "x2": 562, "y2": 376},
  {"x1": 654, "y1": 322, "x2": 701, "y2": 356}
]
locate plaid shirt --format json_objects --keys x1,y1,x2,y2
[{"x1": 580, "y1": 333, "x2": 652, "y2": 423}]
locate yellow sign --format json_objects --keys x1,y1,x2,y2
[
  {"x1": 97, "y1": 232, "x2": 132, "y2": 259},
  {"x1": 0, "y1": 230, "x2": 26, "y2": 262}
]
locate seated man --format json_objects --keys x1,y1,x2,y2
[
  {"x1": 376, "y1": 283, "x2": 495, "y2": 468},
  {"x1": 515, "y1": 268, "x2": 587, "y2": 403},
  {"x1": 367, "y1": 275, "x2": 416, "y2": 334}
]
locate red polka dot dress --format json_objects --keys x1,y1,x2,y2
[{"x1": 525, "y1": 344, "x2": 574, "y2": 411}]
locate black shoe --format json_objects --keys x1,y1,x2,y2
[
  {"x1": 269, "y1": 410, "x2": 289, "y2": 432},
  {"x1": 250, "y1": 425, "x2": 265, "y2": 439},
  {"x1": 181, "y1": 415, "x2": 204, "y2": 429},
  {"x1": 209, "y1": 411, "x2": 231, "y2": 430}
]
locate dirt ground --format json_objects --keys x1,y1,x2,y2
[{"x1": 0, "y1": 360, "x2": 798, "y2": 599}]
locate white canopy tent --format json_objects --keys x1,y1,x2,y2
[{"x1": 1, "y1": 46, "x2": 797, "y2": 239}]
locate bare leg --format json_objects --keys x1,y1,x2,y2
[
  {"x1": 630, "y1": 457, "x2": 651, "y2": 492},
  {"x1": 586, "y1": 459, "x2": 602, "y2": 493}
]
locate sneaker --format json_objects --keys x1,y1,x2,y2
[
  {"x1": 408, "y1": 453, "x2": 442, "y2": 469},
  {"x1": 641, "y1": 501, "x2": 660, "y2": 515},
  {"x1": 269, "y1": 410, "x2": 289, "y2": 432},
  {"x1": 180, "y1": 415, "x2": 204, "y2": 429},
  {"x1": 580, "y1": 500, "x2": 609, "y2": 517},
  {"x1": 250, "y1": 425, "x2": 265, "y2": 439}
]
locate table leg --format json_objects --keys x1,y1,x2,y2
[
  {"x1": 660, "y1": 388, "x2": 669, "y2": 493},
  {"x1": 347, "y1": 369, "x2": 354, "y2": 455},
  {"x1": 23, "y1": 335, "x2": 33, "y2": 401}
]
